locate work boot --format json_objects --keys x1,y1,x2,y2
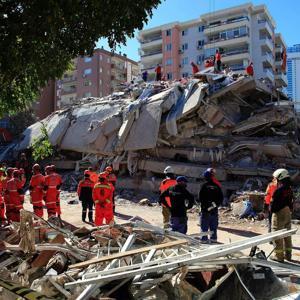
[
  {"x1": 88, "y1": 211, "x2": 93, "y2": 223},
  {"x1": 82, "y1": 211, "x2": 87, "y2": 222}
]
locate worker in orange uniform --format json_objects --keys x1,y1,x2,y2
[
  {"x1": 159, "y1": 166, "x2": 177, "y2": 228},
  {"x1": 77, "y1": 170, "x2": 95, "y2": 223},
  {"x1": 51, "y1": 165, "x2": 62, "y2": 218},
  {"x1": 87, "y1": 167, "x2": 98, "y2": 184},
  {"x1": 246, "y1": 62, "x2": 254, "y2": 76},
  {"x1": 6, "y1": 170, "x2": 24, "y2": 222},
  {"x1": 44, "y1": 165, "x2": 62, "y2": 218},
  {"x1": 29, "y1": 164, "x2": 45, "y2": 218},
  {"x1": 0, "y1": 168, "x2": 6, "y2": 222},
  {"x1": 264, "y1": 176, "x2": 278, "y2": 232},
  {"x1": 105, "y1": 166, "x2": 117, "y2": 212},
  {"x1": 92, "y1": 173, "x2": 114, "y2": 226},
  {"x1": 3, "y1": 168, "x2": 14, "y2": 221}
]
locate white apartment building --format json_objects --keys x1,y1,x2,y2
[{"x1": 138, "y1": 2, "x2": 287, "y2": 89}]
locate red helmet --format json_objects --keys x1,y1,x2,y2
[
  {"x1": 13, "y1": 170, "x2": 20, "y2": 177},
  {"x1": 33, "y1": 164, "x2": 40, "y2": 171},
  {"x1": 99, "y1": 172, "x2": 108, "y2": 179},
  {"x1": 19, "y1": 168, "x2": 25, "y2": 175},
  {"x1": 105, "y1": 166, "x2": 113, "y2": 173},
  {"x1": 84, "y1": 170, "x2": 90, "y2": 176}
]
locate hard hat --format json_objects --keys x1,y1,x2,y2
[
  {"x1": 0, "y1": 168, "x2": 5, "y2": 173},
  {"x1": 13, "y1": 170, "x2": 20, "y2": 177},
  {"x1": 164, "y1": 166, "x2": 174, "y2": 174},
  {"x1": 45, "y1": 165, "x2": 52, "y2": 173},
  {"x1": 6, "y1": 167, "x2": 14, "y2": 176},
  {"x1": 51, "y1": 165, "x2": 56, "y2": 171},
  {"x1": 105, "y1": 166, "x2": 113, "y2": 172},
  {"x1": 273, "y1": 168, "x2": 290, "y2": 181},
  {"x1": 84, "y1": 170, "x2": 90, "y2": 176},
  {"x1": 99, "y1": 172, "x2": 108, "y2": 179},
  {"x1": 203, "y1": 168, "x2": 215, "y2": 179},
  {"x1": 33, "y1": 164, "x2": 40, "y2": 171},
  {"x1": 176, "y1": 176, "x2": 188, "y2": 183},
  {"x1": 19, "y1": 168, "x2": 25, "y2": 174}
]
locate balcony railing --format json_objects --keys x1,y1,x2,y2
[
  {"x1": 141, "y1": 35, "x2": 162, "y2": 44},
  {"x1": 206, "y1": 33, "x2": 249, "y2": 45},
  {"x1": 141, "y1": 50, "x2": 162, "y2": 57},
  {"x1": 207, "y1": 16, "x2": 249, "y2": 29},
  {"x1": 61, "y1": 87, "x2": 76, "y2": 95},
  {"x1": 141, "y1": 65, "x2": 156, "y2": 71},
  {"x1": 229, "y1": 64, "x2": 245, "y2": 71},
  {"x1": 222, "y1": 48, "x2": 249, "y2": 57},
  {"x1": 62, "y1": 76, "x2": 77, "y2": 82}
]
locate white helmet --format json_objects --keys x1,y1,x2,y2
[
  {"x1": 273, "y1": 168, "x2": 290, "y2": 181},
  {"x1": 164, "y1": 166, "x2": 174, "y2": 174}
]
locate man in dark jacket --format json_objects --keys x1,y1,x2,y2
[
  {"x1": 159, "y1": 176, "x2": 194, "y2": 234},
  {"x1": 199, "y1": 168, "x2": 223, "y2": 243}
]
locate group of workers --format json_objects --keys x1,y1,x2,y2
[
  {"x1": 77, "y1": 166, "x2": 117, "y2": 226},
  {"x1": 159, "y1": 166, "x2": 294, "y2": 262},
  {"x1": 0, "y1": 163, "x2": 62, "y2": 223}
]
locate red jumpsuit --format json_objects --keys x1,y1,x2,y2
[
  {"x1": 44, "y1": 173, "x2": 62, "y2": 218},
  {"x1": 0, "y1": 176, "x2": 5, "y2": 220},
  {"x1": 53, "y1": 172, "x2": 62, "y2": 216},
  {"x1": 92, "y1": 181, "x2": 114, "y2": 226},
  {"x1": 29, "y1": 173, "x2": 45, "y2": 217},
  {"x1": 6, "y1": 178, "x2": 24, "y2": 222},
  {"x1": 2, "y1": 176, "x2": 12, "y2": 221}
]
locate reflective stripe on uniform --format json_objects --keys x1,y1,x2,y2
[{"x1": 94, "y1": 184, "x2": 111, "y2": 189}]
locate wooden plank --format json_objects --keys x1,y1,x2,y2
[{"x1": 69, "y1": 239, "x2": 187, "y2": 269}]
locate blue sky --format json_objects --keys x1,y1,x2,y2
[{"x1": 97, "y1": 0, "x2": 299, "y2": 61}]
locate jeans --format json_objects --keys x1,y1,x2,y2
[
  {"x1": 171, "y1": 217, "x2": 188, "y2": 234},
  {"x1": 200, "y1": 211, "x2": 218, "y2": 241}
]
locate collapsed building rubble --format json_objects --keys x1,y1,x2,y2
[
  {"x1": 14, "y1": 71, "x2": 299, "y2": 198},
  {"x1": 0, "y1": 210, "x2": 300, "y2": 299}
]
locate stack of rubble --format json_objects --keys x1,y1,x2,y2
[
  {"x1": 0, "y1": 210, "x2": 299, "y2": 299},
  {"x1": 14, "y1": 71, "x2": 299, "y2": 195}
]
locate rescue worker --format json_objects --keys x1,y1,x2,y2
[
  {"x1": 92, "y1": 172, "x2": 114, "y2": 226},
  {"x1": 160, "y1": 176, "x2": 194, "y2": 234},
  {"x1": 15, "y1": 152, "x2": 31, "y2": 181},
  {"x1": 44, "y1": 165, "x2": 62, "y2": 218},
  {"x1": 191, "y1": 62, "x2": 199, "y2": 74},
  {"x1": 215, "y1": 49, "x2": 222, "y2": 72},
  {"x1": 271, "y1": 168, "x2": 293, "y2": 262},
  {"x1": 155, "y1": 64, "x2": 162, "y2": 81},
  {"x1": 29, "y1": 164, "x2": 45, "y2": 218},
  {"x1": 264, "y1": 176, "x2": 278, "y2": 232},
  {"x1": 198, "y1": 168, "x2": 223, "y2": 243},
  {"x1": 105, "y1": 166, "x2": 117, "y2": 212},
  {"x1": 246, "y1": 62, "x2": 254, "y2": 76},
  {"x1": 51, "y1": 165, "x2": 62, "y2": 218},
  {"x1": 3, "y1": 168, "x2": 14, "y2": 221},
  {"x1": 87, "y1": 167, "x2": 98, "y2": 184},
  {"x1": 0, "y1": 168, "x2": 5, "y2": 222},
  {"x1": 159, "y1": 166, "x2": 177, "y2": 228},
  {"x1": 77, "y1": 170, "x2": 95, "y2": 223},
  {"x1": 6, "y1": 170, "x2": 24, "y2": 222}
]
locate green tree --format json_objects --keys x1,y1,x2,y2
[
  {"x1": 0, "y1": 0, "x2": 162, "y2": 115},
  {"x1": 31, "y1": 125, "x2": 54, "y2": 161}
]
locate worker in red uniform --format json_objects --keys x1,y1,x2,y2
[
  {"x1": 264, "y1": 176, "x2": 278, "y2": 232},
  {"x1": 87, "y1": 167, "x2": 98, "y2": 184},
  {"x1": 3, "y1": 168, "x2": 14, "y2": 221},
  {"x1": 155, "y1": 64, "x2": 162, "y2": 81},
  {"x1": 92, "y1": 172, "x2": 114, "y2": 226},
  {"x1": 6, "y1": 170, "x2": 24, "y2": 222},
  {"x1": 15, "y1": 152, "x2": 31, "y2": 182},
  {"x1": 105, "y1": 166, "x2": 117, "y2": 212},
  {"x1": 246, "y1": 62, "x2": 254, "y2": 76},
  {"x1": 0, "y1": 168, "x2": 6, "y2": 222},
  {"x1": 51, "y1": 165, "x2": 62, "y2": 218},
  {"x1": 29, "y1": 164, "x2": 45, "y2": 218},
  {"x1": 159, "y1": 166, "x2": 177, "y2": 228},
  {"x1": 44, "y1": 165, "x2": 62, "y2": 218},
  {"x1": 77, "y1": 170, "x2": 95, "y2": 223},
  {"x1": 215, "y1": 49, "x2": 222, "y2": 72},
  {"x1": 191, "y1": 62, "x2": 199, "y2": 74}
]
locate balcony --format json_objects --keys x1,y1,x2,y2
[
  {"x1": 141, "y1": 65, "x2": 156, "y2": 72},
  {"x1": 61, "y1": 87, "x2": 77, "y2": 95},
  {"x1": 204, "y1": 16, "x2": 249, "y2": 34},
  {"x1": 140, "y1": 50, "x2": 163, "y2": 63},
  {"x1": 204, "y1": 34, "x2": 250, "y2": 49},
  {"x1": 140, "y1": 35, "x2": 163, "y2": 50},
  {"x1": 221, "y1": 48, "x2": 250, "y2": 63},
  {"x1": 229, "y1": 63, "x2": 245, "y2": 72},
  {"x1": 275, "y1": 72, "x2": 288, "y2": 87},
  {"x1": 262, "y1": 52, "x2": 274, "y2": 67},
  {"x1": 258, "y1": 20, "x2": 274, "y2": 37},
  {"x1": 204, "y1": 18, "x2": 249, "y2": 35},
  {"x1": 62, "y1": 76, "x2": 77, "y2": 83},
  {"x1": 263, "y1": 68, "x2": 274, "y2": 82},
  {"x1": 260, "y1": 37, "x2": 274, "y2": 52}
]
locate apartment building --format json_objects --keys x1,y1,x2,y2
[
  {"x1": 139, "y1": 3, "x2": 287, "y2": 89},
  {"x1": 287, "y1": 44, "x2": 300, "y2": 108},
  {"x1": 55, "y1": 48, "x2": 138, "y2": 109}
]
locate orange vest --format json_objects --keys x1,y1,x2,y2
[
  {"x1": 159, "y1": 178, "x2": 177, "y2": 207},
  {"x1": 30, "y1": 173, "x2": 45, "y2": 203},
  {"x1": 44, "y1": 173, "x2": 62, "y2": 203},
  {"x1": 92, "y1": 181, "x2": 114, "y2": 208},
  {"x1": 265, "y1": 181, "x2": 277, "y2": 205}
]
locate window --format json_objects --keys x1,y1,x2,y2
[
  {"x1": 83, "y1": 68, "x2": 92, "y2": 75},
  {"x1": 198, "y1": 25, "x2": 205, "y2": 32},
  {"x1": 165, "y1": 43, "x2": 172, "y2": 51},
  {"x1": 166, "y1": 58, "x2": 172, "y2": 65},
  {"x1": 181, "y1": 43, "x2": 188, "y2": 51},
  {"x1": 233, "y1": 29, "x2": 239, "y2": 37},
  {"x1": 182, "y1": 72, "x2": 189, "y2": 78},
  {"x1": 182, "y1": 57, "x2": 188, "y2": 65},
  {"x1": 167, "y1": 73, "x2": 173, "y2": 80},
  {"x1": 83, "y1": 92, "x2": 92, "y2": 98},
  {"x1": 220, "y1": 32, "x2": 226, "y2": 40},
  {"x1": 197, "y1": 40, "x2": 204, "y2": 48},
  {"x1": 84, "y1": 57, "x2": 92, "y2": 63},
  {"x1": 166, "y1": 29, "x2": 172, "y2": 36},
  {"x1": 197, "y1": 55, "x2": 205, "y2": 64},
  {"x1": 182, "y1": 29, "x2": 188, "y2": 36},
  {"x1": 84, "y1": 80, "x2": 92, "y2": 86}
]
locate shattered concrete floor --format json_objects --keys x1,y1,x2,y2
[{"x1": 23, "y1": 192, "x2": 300, "y2": 262}]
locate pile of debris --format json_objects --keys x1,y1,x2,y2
[
  {"x1": 0, "y1": 210, "x2": 300, "y2": 299},
  {"x1": 13, "y1": 70, "x2": 299, "y2": 196}
]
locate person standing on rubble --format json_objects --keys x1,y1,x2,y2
[
  {"x1": 87, "y1": 166, "x2": 98, "y2": 184},
  {"x1": 105, "y1": 166, "x2": 117, "y2": 213},
  {"x1": 264, "y1": 176, "x2": 278, "y2": 232},
  {"x1": 191, "y1": 62, "x2": 199, "y2": 74},
  {"x1": 51, "y1": 165, "x2": 62, "y2": 218},
  {"x1": 92, "y1": 172, "x2": 114, "y2": 226},
  {"x1": 29, "y1": 164, "x2": 45, "y2": 218},
  {"x1": 215, "y1": 49, "x2": 222, "y2": 72},
  {"x1": 44, "y1": 165, "x2": 62, "y2": 219},
  {"x1": 198, "y1": 168, "x2": 223, "y2": 243},
  {"x1": 246, "y1": 62, "x2": 254, "y2": 76},
  {"x1": 160, "y1": 176, "x2": 194, "y2": 234},
  {"x1": 6, "y1": 170, "x2": 24, "y2": 222},
  {"x1": 142, "y1": 70, "x2": 148, "y2": 82},
  {"x1": 159, "y1": 166, "x2": 177, "y2": 229},
  {"x1": 15, "y1": 152, "x2": 31, "y2": 182},
  {"x1": 270, "y1": 169, "x2": 293, "y2": 262},
  {"x1": 155, "y1": 64, "x2": 162, "y2": 81},
  {"x1": 77, "y1": 170, "x2": 95, "y2": 223}
]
